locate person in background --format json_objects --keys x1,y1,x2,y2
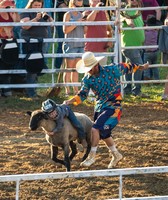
[
  {"x1": 41, "y1": 99, "x2": 88, "y2": 148},
  {"x1": 62, "y1": 0, "x2": 86, "y2": 96},
  {"x1": 53, "y1": 0, "x2": 69, "y2": 69},
  {"x1": 141, "y1": 0, "x2": 161, "y2": 23},
  {"x1": 83, "y1": 0, "x2": 113, "y2": 66},
  {"x1": 20, "y1": 0, "x2": 53, "y2": 98},
  {"x1": 120, "y1": 0, "x2": 147, "y2": 97},
  {"x1": 143, "y1": 15, "x2": 160, "y2": 81},
  {"x1": 15, "y1": 0, "x2": 53, "y2": 64},
  {"x1": 63, "y1": 51, "x2": 149, "y2": 168},
  {"x1": 0, "y1": 0, "x2": 20, "y2": 97}
]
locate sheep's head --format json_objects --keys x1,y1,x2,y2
[{"x1": 27, "y1": 110, "x2": 47, "y2": 130}]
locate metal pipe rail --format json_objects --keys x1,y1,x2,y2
[
  {"x1": 0, "y1": 6, "x2": 117, "y2": 13},
  {"x1": 0, "y1": 166, "x2": 168, "y2": 200}
]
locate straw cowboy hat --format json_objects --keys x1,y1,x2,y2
[{"x1": 76, "y1": 52, "x2": 104, "y2": 73}]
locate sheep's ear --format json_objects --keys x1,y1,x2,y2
[{"x1": 27, "y1": 111, "x2": 32, "y2": 116}]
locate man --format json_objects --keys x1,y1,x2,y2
[
  {"x1": 120, "y1": 0, "x2": 146, "y2": 97},
  {"x1": 64, "y1": 51, "x2": 149, "y2": 168}
]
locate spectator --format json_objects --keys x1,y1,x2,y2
[
  {"x1": 0, "y1": 0, "x2": 20, "y2": 97},
  {"x1": 62, "y1": 0, "x2": 85, "y2": 96},
  {"x1": 20, "y1": 0, "x2": 53, "y2": 98},
  {"x1": 63, "y1": 51, "x2": 149, "y2": 168},
  {"x1": 53, "y1": 0, "x2": 69, "y2": 69},
  {"x1": 143, "y1": 15, "x2": 160, "y2": 81},
  {"x1": 120, "y1": 0, "x2": 147, "y2": 97},
  {"x1": 141, "y1": 0, "x2": 161, "y2": 23},
  {"x1": 83, "y1": 0, "x2": 113, "y2": 65}
]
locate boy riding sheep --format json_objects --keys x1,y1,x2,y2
[{"x1": 41, "y1": 99, "x2": 88, "y2": 149}]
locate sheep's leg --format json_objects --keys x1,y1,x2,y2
[
  {"x1": 82, "y1": 144, "x2": 91, "y2": 161},
  {"x1": 69, "y1": 141, "x2": 77, "y2": 161},
  {"x1": 62, "y1": 144, "x2": 71, "y2": 171},
  {"x1": 51, "y1": 145, "x2": 65, "y2": 165}
]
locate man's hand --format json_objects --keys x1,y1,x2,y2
[
  {"x1": 63, "y1": 100, "x2": 70, "y2": 105},
  {"x1": 139, "y1": 62, "x2": 149, "y2": 70}
]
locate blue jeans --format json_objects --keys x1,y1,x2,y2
[
  {"x1": 122, "y1": 49, "x2": 143, "y2": 95},
  {"x1": 143, "y1": 51, "x2": 159, "y2": 80},
  {"x1": 67, "y1": 106, "x2": 86, "y2": 140},
  {"x1": 26, "y1": 73, "x2": 37, "y2": 97},
  {"x1": 54, "y1": 26, "x2": 64, "y2": 69}
]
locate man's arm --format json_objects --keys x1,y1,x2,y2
[{"x1": 117, "y1": 62, "x2": 149, "y2": 76}]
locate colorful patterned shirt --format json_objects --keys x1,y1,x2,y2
[{"x1": 75, "y1": 63, "x2": 139, "y2": 112}]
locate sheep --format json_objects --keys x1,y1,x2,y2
[{"x1": 27, "y1": 110, "x2": 92, "y2": 171}]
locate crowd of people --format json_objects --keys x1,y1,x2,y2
[{"x1": 0, "y1": 0, "x2": 168, "y2": 99}]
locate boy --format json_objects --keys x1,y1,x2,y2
[{"x1": 41, "y1": 99, "x2": 88, "y2": 148}]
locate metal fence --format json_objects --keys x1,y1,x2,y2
[
  {"x1": 0, "y1": 3, "x2": 167, "y2": 91},
  {"x1": 0, "y1": 166, "x2": 168, "y2": 200}
]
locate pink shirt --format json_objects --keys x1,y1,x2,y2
[
  {"x1": 84, "y1": 11, "x2": 108, "y2": 52},
  {"x1": 0, "y1": 13, "x2": 14, "y2": 38}
]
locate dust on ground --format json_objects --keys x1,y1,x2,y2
[{"x1": 0, "y1": 99, "x2": 168, "y2": 200}]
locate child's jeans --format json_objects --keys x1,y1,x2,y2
[{"x1": 67, "y1": 107, "x2": 86, "y2": 140}]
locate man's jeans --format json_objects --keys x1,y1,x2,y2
[
  {"x1": 54, "y1": 26, "x2": 64, "y2": 69},
  {"x1": 122, "y1": 49, "x2": 143, "y2": 95}
]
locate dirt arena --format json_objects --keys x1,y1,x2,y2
[{"x1": 0, "y1": 98, "x2": 168, "y2": 200}]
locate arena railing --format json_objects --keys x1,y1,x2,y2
[
  {"x1": 1, "y1": 4, "x2": 168, "y2": 91},
  {"x1": 0, "y1": 6, "x2": 117, "y2": 90},
  {"x1": 0, "y1": 166, "x2": 168, "y2": 200}
]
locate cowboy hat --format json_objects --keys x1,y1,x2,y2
[{"x1": 76, "y1": 51, "x2": 105, "y2": 73}]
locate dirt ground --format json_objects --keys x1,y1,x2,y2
[{"x1": 0, "y1": 99, "x2": 168, "y2": 200}]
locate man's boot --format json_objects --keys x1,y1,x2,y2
[
  {"x1": 108, "y1": 151, "x2": 123, "y2": 168},
  {"x1": 80, "y1": 152, "x2": 96, "y2": 167}
]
